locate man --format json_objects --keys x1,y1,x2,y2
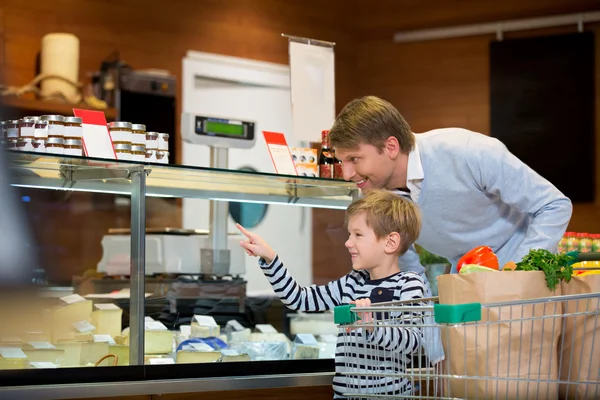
[{"x1": 329, "y1": 95, "x2": 573, "y2": 285}]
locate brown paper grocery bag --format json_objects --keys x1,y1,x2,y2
[
  {"x1": 437, "y1": 271, "x2": 562, "y2": 400},
  {"x1": 560, "y1": 275, "x2": 600, "y2": 400}
]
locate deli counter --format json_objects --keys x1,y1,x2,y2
[{"x1": 0, "y1": 150, "x2": 358, "y2": 399}]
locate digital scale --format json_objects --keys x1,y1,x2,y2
[{"x1": 98, "y1": 114, "x2": 257, "y2": 279}]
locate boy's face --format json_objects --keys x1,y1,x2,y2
[
  {"x1": 345, "y1": 212, "x2": 388, "y2": 272},
  {"x1": 334, "y1": 141, "x2": 401, "y2": 192}
]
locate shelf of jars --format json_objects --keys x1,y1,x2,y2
[{"x1": 6, "y1": 151, "x2": 358, "y2": 208}]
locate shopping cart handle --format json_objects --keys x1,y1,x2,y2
[
  {"x1": 434, "y1": 303, "x2": 482, "y2": 324},
  {"x1": 334, "y1": 304, "x2": 358, "y2": 325},
  {"x1": 566, "y1": 251, "x2": 600, "y2": 265}
]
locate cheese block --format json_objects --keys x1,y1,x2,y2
[
  {"x1": 54, "y1": 342, "x2": 110, "y2": 367},
  {"x1": 108, "y1": 344, "x2": 129, "y2": 366},
  {"x1": 249, "y1": 332, "x2": 292, "y2": 353},
  {"x1": 92, "y1": 304, "x2": 122, "y2": 338},
  {"x1": 292, "y1": 344, "x2": 319, "y2": 360},
  {"x1": 220, "y1": 350, "x2": 250, "y2": 363},
  {"x1": 51, "y1": 300, "x2": 94, "y2": 343},
  {"x1": 0, "y1": 357, "x2": 28, "y2": 370},
  {"x1": 145, "y1": 330, "x2": 174, "y2": 355},
  {"x1": 121, "y1": 324, "x2": 174, "y2": 355},
  {"x1": 228, "y1": 328, "x2": 251, "y2": 343},
  {"x1": 23, "y1": 349, "x2": 65, "y2": 365},
  {"x1": 190, "y1": 315, "x2": 220, "y2": 338},
  {"x1": 176, "y1": 350, "x2": 221, "y2": 364}
]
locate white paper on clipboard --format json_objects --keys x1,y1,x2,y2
[{"x1": 289, "y1": 41, "x2": 336, "y2": 144}]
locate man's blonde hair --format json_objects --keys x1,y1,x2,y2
[
  {"x1": 346, "y1": 190, "x2": 421, "y2": 255},
  {"x1": 329, "y1": 96, "x2": 415, "y2": 154}
]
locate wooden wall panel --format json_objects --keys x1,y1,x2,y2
[{"x1": 0, "y1": 0, "x2": 357, "y2": 284}]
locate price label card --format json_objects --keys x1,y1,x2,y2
[
  {"x1": 263, "y1": 131, "x2": 298, "y2": 176},
  {"x1": 72, "y1": 320, "x2": 96, "y2": 333}
]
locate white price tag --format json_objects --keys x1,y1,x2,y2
[
  {"x1": 27, "y1": 342, "x2": 56, "y2": 350},
  {"x1": 148, "y1": 358, "x2": 175, "y2": 365},
  {"x1": 295, "y1": 333, "x2": 318, "y2": 345},
  {"x1": 189, "y1": 342, "x2": 214, "y2": 352},
  {"x1": 193, "y1": 315, "x2": 217, "y2": 326},
  {"x1": 72, "y1": 320, "x2": 96, "y2": 333},
  {"x1": 30, "y1": 362, "x2": 58, "y2": 369},
  {"x1": 144, "y1": 316, "x2": 155, "y2": 322},
  {"x1": 94, "y1": 334, "x2": 116, "y2": 345},
  {"x1": 145, "y1": 321, "x2": 167, "y2": 330},
  {"x1": 179, "y1": 325, "x2": 191, "y2": 336},
  {"x1": 94, "y1": 303, "x2": 120, "y2": 310},
  {"x1": 0, "y1": 348, "x2": 27, "y2": 359},
  {"x1": 225, "y1": 320, "x2": 245, "y2": 332},
  {"x1": 60, "y1": 294, "x2": 86, "y2": 304},
  {"x1": 255, "y1": 324, "x2": 277, "y2": 333}
]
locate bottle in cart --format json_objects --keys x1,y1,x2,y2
[
  {"x1": 333, "y1": 148, "x2": 343, "y2": 180},
  {"x1": 319, "y1": 130, "x2": 334, "y2": 179}
]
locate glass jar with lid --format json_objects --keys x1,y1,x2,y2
[
  {"x1": 131, "y1": 144, "x2": 146, "y2": 162},
  {"x1": 157, "y1": 133, "x2": 169, "y2": 151},
  {"x1": 132, "y1": 123, "x2": 146, "y2": 146},
  {"x1": 40, "y1": 115, "x2": 65, "y2": 139},
  {"x1": 17, "y1": 137, "x2": 35, "y2": 152},
  {"x1": 46, "y1": 137, "x2": 64, "y2": 155},
  {"x1": 0, "y1": 121, "x2": 6, "y2": 142},
  {"x1": 6, "y1": 120, "x2": 19, "y2": 139},
  {"x1": 64, "y1": 116, "x2": 83, "y2": 138},
  {"x1": 64, "y1": 138, "x2": 83, "y2": 156},
  {"x1": 145, "y1": 148, "x2": 157, "y2": 163},
  {"x1": 5, "y1": 139, "x2": 18, "y2": 150},
  {"x1": 146, "y1": 131, "x2": 159, "y2": 150},
  {"x1": 156, "y1": 150, "x2": 170, "y2": 164},
  {"x1": 114, "y1": 143, "x2": 132, "y2": 160},
  {"x1": 32, "y1": 138, "x2": 46, "y2": 153},
  {"x1": 34, "y1": 119, "x2": 48, "y2": 138},
  {"x1": 108, "y1": 121, "x2": 133, "y2": 146},
  {"x1": 18, "y1": 118, "x2": 36, "y2": 138}
]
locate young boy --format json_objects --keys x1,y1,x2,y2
[{"x1": 237, "y1": 189, "x2": 427, "y2": 398}]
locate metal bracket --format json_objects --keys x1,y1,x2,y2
[
  {"x1": 59, "y1": 165, "x2": 150, "y2": 187},
  {"x1": 286, "y1": 179, "x2": 300, "y2": 204}
]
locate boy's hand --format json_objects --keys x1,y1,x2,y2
[
  {"x1": 236, "y1": 223, "x2": 276, "y2": 264},
  {"x1": 346, "y1": 298, "x2": 374, "y2": 333}
]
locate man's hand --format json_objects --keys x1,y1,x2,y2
[{"x1": 236, "y1": 223, "x2": 276, "y2": 264}]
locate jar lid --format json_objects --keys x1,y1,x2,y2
[
  {"x1": 157, "y1": 150, "x2": 170, "y2": 154},
  {"x1": 158, "y1": 133, "x2": 170, "y2": 139},
  {"x1": 40, "y1": 115, "x2": 65, "y2": 122},
  {"x1": 114, "y1": 143, "x2": 132, "y2": 151},
  {"x1": 19, "y1": 118, "x2": 36, "y2": 123},
  {"x1": 146, "y1": 131, "x2": 159, "y2": 138},
  {"x1": 17, "y1": 137, "x2": 34, "y2": 143},
  {"x1": 131, "y1": 144, "x2": 146, "y2": 152},
  {"x1": 8, "y1": 120, "x2": 20, "y2": 124},
  {"x1": 33, "y1": 138, "x2": 46, "y2": 144},
  {"x1": 35, "y1": 120, "x2": 48, "y2": 126},
  {"x1": 0, "y1": 121, "x2": 5, "y2": 126},
  {"x1": 24, "y1": 116, "x2": 40, "y2": 121},
  {"x1": 47, "y1": 137, "x2": 64, "y2": 145},
  {"x1": 132, "y1": 124, "x2": 146, "y2": 131},
  {"x1": 65, "y1": 138, "x2": 83, "y2": 146},
  {"x1": 109, "y1": 121, "x2": 132, "y2": 129},
  {"x1": 64, "y1": 116, "x2": 83, "y2": 124}
]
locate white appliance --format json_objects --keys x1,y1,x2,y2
[
  {"x1": 96, "y1": 229, "x2": 246, "y2": 276},
  {"x1": 181, "y1": 51, "x2": 312, "y2": 296}
]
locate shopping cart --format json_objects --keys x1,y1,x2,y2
[{"x1": 334, "y1": 292, "x2": 600, "y2": 399}]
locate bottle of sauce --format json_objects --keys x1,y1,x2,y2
[{"x1": 319, "y1": 130, "x2": 334, "y2": 179}]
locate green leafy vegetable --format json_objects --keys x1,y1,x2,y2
[{"x1": 515, "y1": 249, "x2": 574, "y2": 290}]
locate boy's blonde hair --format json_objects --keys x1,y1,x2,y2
[
  {"x1": 329, "y1": 96, "x2": 415, "y2": 154},
  {"x1": 346, "y1": 190, "x2": 421, "y2": 255}
]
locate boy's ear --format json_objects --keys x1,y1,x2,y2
[{"x1": 385, "y1": 232, "x2": 401, "y2": 254}]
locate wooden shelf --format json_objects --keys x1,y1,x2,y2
[{"x1": 1, "y1": 96, "x2": 117, "y2": 120}]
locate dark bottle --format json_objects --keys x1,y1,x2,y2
[
  {"x1": 333, "y1": 149, "x2": 343, "y2": 180},
  {"x1": 319, "y1": 130, "x2": 334, "y2": 179}
]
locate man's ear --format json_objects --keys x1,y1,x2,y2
[
  {"x1": 385, "y1": 232, "x2": 401, "y2": 254},
  {"x1": 383, "y1": 136, "x2": 401, "y2": 159}
]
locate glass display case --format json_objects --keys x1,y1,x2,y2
[{"x1": 0, "y1": 150, "x2": 357, "y2": 399}]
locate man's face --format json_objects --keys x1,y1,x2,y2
[{"x1": 334, "y1": 142, "x2": 398, "y2": 192}]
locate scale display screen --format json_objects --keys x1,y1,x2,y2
[
  {"x1": 195, "y1": 116, "x2": 254, "y2": 141},
  {"x1": 205, "y1": 120, "x2": 244, "y2": 136}
]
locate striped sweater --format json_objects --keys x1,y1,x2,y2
[{"x1": 258, "y1": 255, "x2": 426, "y2": 398}]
